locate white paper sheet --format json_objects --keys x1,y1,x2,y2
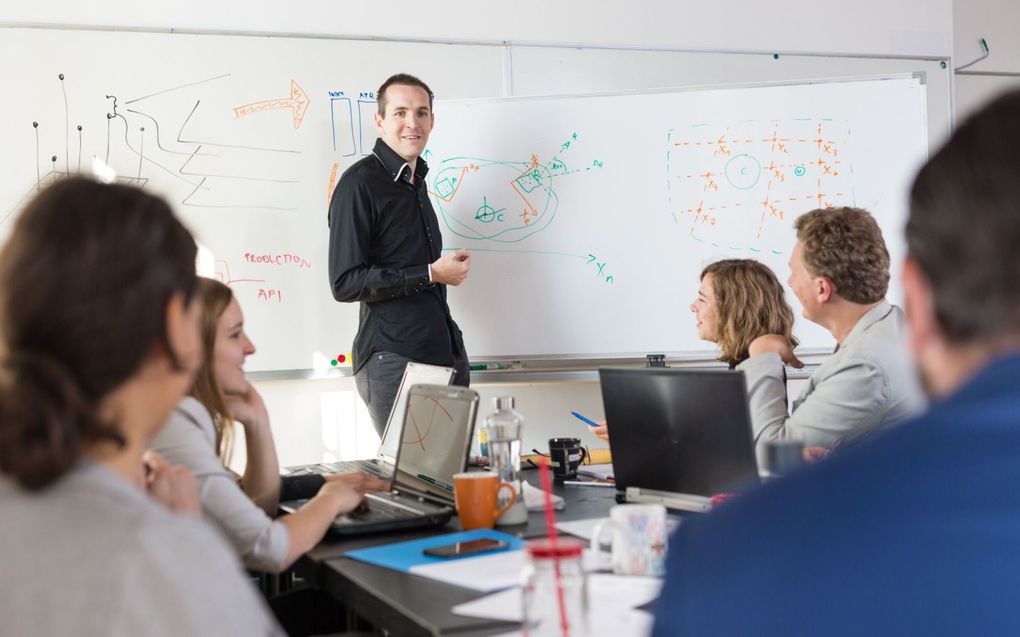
[
  {"x1": 408, "y1": 548, "x2": 604, "y2": 592},
  {"x1": 452, "y1": 573, "x2": 661, "y2": 621},
  {"x1": 409, "y1": 549, "x2": 526, "y2": 592},
  {"x1": 555, "y1": 517, "x2": 608, "y2": 542},
  {"x1": 469, "y1": 609, "x2": 653, "y2": 637},
  {"x1": 576, "y1": 463, "x2": 615, "y2": 480}
]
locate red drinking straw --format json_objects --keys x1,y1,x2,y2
[{"x1": 537, "y1": 458, "x2": 570, "y2": 637}]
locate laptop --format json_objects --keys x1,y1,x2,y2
[
  {"x1": 598, "y1": 368, "x2": 759, "y2": 511},
  {"x1": 285, "y1": 362, "x2": 454, "y2": 479},
  {"x1": 282, "y1": 383, "x2": 480, "y2": 535}
]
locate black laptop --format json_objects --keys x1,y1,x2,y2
[
  {"x1": 599, "y1": 368, "x2": 759, "y2": 510},
  {"x1": 280, "y1": 383, "x2": 479, "y2": 535}
]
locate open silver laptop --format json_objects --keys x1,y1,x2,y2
[
  {"x1": 285, "y1": 362, "x2": 454, "y2": 479},
  {"x1": 281, "y1": 383, "x2": 480, "y2": 535}
]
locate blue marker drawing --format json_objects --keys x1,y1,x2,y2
[{"x1": 570, "y1": 411, "x2": 600, "y2": 428}]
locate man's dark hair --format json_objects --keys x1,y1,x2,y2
[
  {"x1": 377, "y1": 73, "x2": 434, "y2": 116},
  {"x1": 908, "y1": 89, "x2": 1020, "y2": 343}
]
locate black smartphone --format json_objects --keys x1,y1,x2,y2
[{"x1": 422, "y1": 538, "x2": 509, "y2": 558}]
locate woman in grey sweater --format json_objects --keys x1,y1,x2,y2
[
  {"x1": 0, "y1": 178, "x2": 281, "y2": 636},
  {"x1": 150, "y1": 277, "x2": 386, "y2": 573}
]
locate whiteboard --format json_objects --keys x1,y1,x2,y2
[
  {"x1": 0, "y1": 27, "x2": 503, "y2": 372},
  {"x1": 427, "y1": 76, "x2": 928, "y2": 358},
  {"x1": 0, "y1": 26, "x2": 935, "y2": 372}
]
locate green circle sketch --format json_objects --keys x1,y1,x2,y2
[
  {"x1": 794, "y1": 165, "x2": 807, "y2": 177},
  {"x1": 724, "y1": 154, "x2": 762, "y2": 190}
]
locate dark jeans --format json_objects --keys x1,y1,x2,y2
[{"x1": 355, "y1": 350, "x2": 469, "y2": 437}]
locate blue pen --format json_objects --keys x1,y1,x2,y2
[{"x1": 570, "y1": 411, "x2": 600, "y2": 428}]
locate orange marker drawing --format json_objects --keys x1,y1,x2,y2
[
  {"x1": 327, "y1": 161, "x2": 340, "y2": 204},
  {"x1": 233, "y1": 80, "x2": 310, "y2": 129}
]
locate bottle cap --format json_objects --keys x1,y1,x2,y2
[
  {"x1": 526, "y1": 538, "x2": 584, "y2": 559},
  {"x1": 494, "y1": 396, "x2": 515, "y2": 410}
]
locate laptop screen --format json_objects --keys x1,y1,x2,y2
[
  {"x1": 393, "y1": 384, "x2": 479, "y2": 501},
  {"x1": 599, "y1": 368, "x2": 759, "y2": 497},
  {"x1": 378, "y1": 363, "x2": 455, "y2": 465}
]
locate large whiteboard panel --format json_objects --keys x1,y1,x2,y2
[
  {"x1": 0, "y1": 27, "x2": 503, "y2": 372},
  {"x1": 427, "y1": 76, "x2": 928, "y2": 358}
]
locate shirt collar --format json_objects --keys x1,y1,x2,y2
[
  {"x1": 840, "y1": 299, "x2": 893, "y2": 348},
  {"x1": 372, "y1": 137, "x2": 429, "y2": 183}
]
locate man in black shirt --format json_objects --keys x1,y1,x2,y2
[{"x1": 328, "y1": 73, "x2": 471, "y2": 435}]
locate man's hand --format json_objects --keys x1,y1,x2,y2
[
  {"x1": 592, "y1": 420, "x2": 610, "y2": 442},
  {"x1": 748, "y1": 334, "x2": 804, "y2": 368},
  {"x1": 431, "y1": 250, "x2": 471, "y2": 286},
  {"x1": 142, "y1": 450, "x2": 202, "y2": 518},
  {"x1": 803, "y1": 446, "x2": 830, "y2": 463}
]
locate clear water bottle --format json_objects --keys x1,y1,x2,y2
[{"x1": 485, "y1": 396, "x2": 528, "y2": 525}]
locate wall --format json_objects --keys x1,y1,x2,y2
[
  {"x1": 953, "y1": 0, "x2": 1020, "y2": 120},
  {"x1": 3, "y1": 1, "x2": 951, "y2": 57},
  {"x1": 1, "y1": 1, "x2": 952, "y2": 468}
]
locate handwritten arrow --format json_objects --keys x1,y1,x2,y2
[{"x1": 233, "y1": 80, "x2": 310, "y2": 129}]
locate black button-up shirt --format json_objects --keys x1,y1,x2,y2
[{"x1": 328, "y1": 138, "x2": 465, "y2": 373}]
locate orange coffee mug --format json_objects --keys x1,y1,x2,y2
[{"x1": 453, "y1": 472, "x2": 517, "y2": 530}]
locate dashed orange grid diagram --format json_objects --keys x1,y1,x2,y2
[{"x1": 667, "y1": 119, "x2": 852, "y2": 254}]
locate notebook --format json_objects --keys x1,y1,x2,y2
[
  {"x1": 598, "y1": 368, "x2": 759, "y2": 510},
  {"x1": 281, "y1": 383, "x2": 479, "y2": 535},
  {"x1": 284, "y1": 361, "x2": 454, "y2": 480}
]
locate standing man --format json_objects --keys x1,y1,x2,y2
[
  {"x1": 328, "y1": 73, "x2": 471, "y2": 436},
  {"x1": 652, "y1": 88, "x2": 1020, "y2": 637},
  {"x1": 737, "y1": 207, "x2": 924, "y2": 459}
]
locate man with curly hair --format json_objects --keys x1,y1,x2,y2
[{"x1": 739, "y1": 206, "x2": 924, "y2": 458}]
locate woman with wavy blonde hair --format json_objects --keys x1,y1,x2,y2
[
  {"x1": 593, "y1": 259, "x2": 798, "y2": 442},
  {"x1": 693, "y1": 259, "x2": 799, "y2": 367}
]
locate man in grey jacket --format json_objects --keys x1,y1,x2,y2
[{"x1": 738, "y1": 207, "x2": 924, "y2": 461}]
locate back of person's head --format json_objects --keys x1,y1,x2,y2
[
  {"x1": 0, "y1": 177, "x2": 197, "y2": 490},
  {"x1": 701, "y1": 259, "x2": 799, "y2": 363},
  {"x1": 190, "y1": 276, "x2": 236, "y2": 459},
  {"x1": 377, "y1": 73, "x2": 434, "y2": 116},
  {"x1": 908, "y1": 89, "x2": 1020, "y2": 343},
  {"x1": 794, "y1": 207, "x2": 889, "y2": 304}
]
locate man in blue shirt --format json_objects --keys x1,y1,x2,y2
[{"x1": 653, "y1": 89, "x2": 1020, "y2": 636}]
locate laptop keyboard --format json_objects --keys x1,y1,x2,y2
[
  {"x1": 319, "y1": 460, "x2": 389, "y2": 478},
  {"x1": 345, "y1": 494, "x2": 418, "y2": 522}
]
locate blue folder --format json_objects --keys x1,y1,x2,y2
[{"x1": 344, "y1": 529, "x2": 524, "y2": 572}]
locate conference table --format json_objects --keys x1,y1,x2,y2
[{"x1": 294, "y1": 470, "x2": 626, "y2": 636}]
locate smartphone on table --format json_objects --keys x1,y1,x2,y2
[{"x1": 422, "y1": 538, "x2": 509, "y2": 558}]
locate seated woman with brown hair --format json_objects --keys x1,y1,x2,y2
[
  {"x1": 0, "y1": 178, "x2": 281, "y2": 636},
  {"x1": 149, "y1": 277, "x2": 387, "y2": 574},
  {"x1": 593, "y1": 259, "x2": 798, "y2": 441}
]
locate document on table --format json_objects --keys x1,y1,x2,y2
[
  {"x1": 452, "y1": 573, "x2": 661, "y2": 635},
  {"x1": 555, "y1": 517, "x2": 606, "y2": 542},
  {"x1": 577, "y1": 463, "x2": 614, "y2": 480},
  {"x1": 409, "y1": 549, "x2": 525, "y2": 592},
  {"x1": 556, "y1": 516, "x2": 682, "y2": 543},
  {"x1": 409, "y1": 549, "x2": 603, "y2": 592},
  {"x1": 472, "y1": 609, "x2": 653, "y2": 637}
]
